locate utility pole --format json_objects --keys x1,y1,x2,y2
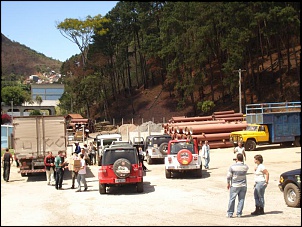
[
  {"x1": 10, "y1": 100, "x2": 13, "y2": 121},
  {"x1": 233, "y1": 69, "x2": 246, "y2": 113}
]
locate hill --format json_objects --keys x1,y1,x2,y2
[{"x1": 1, "y1": 33, "x2": 62, "y2": 78}]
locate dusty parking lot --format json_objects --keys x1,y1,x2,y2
[{"x1": 1, "y1": 144, "x2": 301, "y2": 226}]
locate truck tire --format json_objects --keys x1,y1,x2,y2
[
  {"x1": 245, "y1": 140, "x2": 256, "y2": 151},
  {"x1": 159, "y1": 142, "x2": 168, "y2": 155},
  {"x1": 195, "y1": 167, "x2": 202, "y2": 178},
  {"x1": 284, "y1": 183, "x2": 301, "y2": 207},
  {"x1": 165, "y1": 169, "x2": 172, "y2": 178},
  {"x1": 113, "y1": 158, "x2": 131, "y2": 178},
  {"x1": 294, "y1": 136, "x2": 300, "y2": 147},
  {"x1": 99, "y1": 183, "x2": 106, "y2": 194}
]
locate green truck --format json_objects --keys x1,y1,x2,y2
[{"x1": 230, "y1": 102, "x2": 301, "y2": 151}]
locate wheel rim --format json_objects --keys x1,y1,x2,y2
[{"x1": 287, "y1": 189, "x2": 297, "y2": 202}]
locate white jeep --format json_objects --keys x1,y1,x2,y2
[{"x1": 164, "y1": 139, "x2": 202, "y2": 178}]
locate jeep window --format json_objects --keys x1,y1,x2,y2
[
  {"x1": 103, "y1": 139, "x2": 118, "y2": 146},
  {"x1": 102, "y1": 149, "x2": 139, "y2": 165},
  {"x1": 171, "y1": 142, "x2": 194, "y2": 154}
]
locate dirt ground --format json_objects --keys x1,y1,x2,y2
[{"x1": 1, "y1": 144, "x2": 301, "y2": 226}]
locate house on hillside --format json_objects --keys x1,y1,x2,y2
[{"x1": 65, "y1": 114, "x2": 95, "y2": 133}]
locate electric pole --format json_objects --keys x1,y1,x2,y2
[{"x1": 233, "y1": 69, "x2": 246, "y2": 113}]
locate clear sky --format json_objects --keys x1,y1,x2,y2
[{"x1": 1, "y1": 1, "x2": 119, "y2": 62}]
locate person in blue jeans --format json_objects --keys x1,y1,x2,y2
[
  {"x1": 226, "y1": 153, "x2": 249, "y2": 218},
  {"x1": 201, "y1": 140, "x2": 210, "y2": 169},
  {"x1": 54, "y1": 150, "x2": 67, "y2": 190},
  {"x1": 251, "y1": 154, "x2": 269, "y2": 215}
]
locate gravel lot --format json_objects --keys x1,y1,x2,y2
[{"x1": 1, "y1": 144, "x2": 301, "y2": 226}]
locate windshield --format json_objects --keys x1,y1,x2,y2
[
  {"x1": 102, "y1": 149, "x2": 138, "y2": 165},
  {"x1": 246, "y1": 125, "x2": 258, "y2": 131},
  {"x1": 170, "y1": 142, "x2": 194, "y2": 154}
]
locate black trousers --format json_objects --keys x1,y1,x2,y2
[
  {"x1": 55, "y1": 168, "x2": 64, "y2": 189},
  {"x1": 3, "y1": 161, "x2": 11, "y2": 181}
]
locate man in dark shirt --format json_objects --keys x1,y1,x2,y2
[
  {"x1": 2, "y1": 148, "x2": 13, "y2": 182},
  {"x1": 44, "y1": 151, "x2": 55, "y2": 185},
  {"x1": 74, "y1": 142, "x2": 81, "y2": 154}
]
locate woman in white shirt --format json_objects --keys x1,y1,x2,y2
[{"x1": 251, "y1": 154, "x2": 269, "y2": 215}]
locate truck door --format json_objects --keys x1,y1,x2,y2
[{"x1": 257, "y1": 125, "x2": 269, "y2": 142}]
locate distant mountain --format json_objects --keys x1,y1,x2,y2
[{"x1": 1, "y1": 33, "x2": 62, "y2": 77}]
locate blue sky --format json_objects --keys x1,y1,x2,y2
[{"x1": 1, "y1": 1, "x2": 119, "y2": 62}]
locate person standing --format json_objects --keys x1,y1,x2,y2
[
  {"x1": 251, "y1": 154, "x2": 269, "y2": 215},
  {"x1": 74, "y1": 142, "x2": 81, "y2": 155},
  {"x1": 88, "y1": 142, "x2": 96, "y2": 165},
  {"x1": 44, "y1": 151, "x2": 55, "y2": 185},
  {"x1": 2, "y1": 148, "x2": 13, "y2": 182},
  {"x1": 226, "y1": 153, "x2": 249, "y2": 218},
  {"x1": 76, "y1": 154, "x2": 88, "y2": 192},
  {"x1": 138, "y1": 146, "x2": 148, "y2": 171},
  {"x1": 233, "y1": 142, "x2": 246, "y2": 163},
  {"x1": 201, "y1": 140, "x2": 210, "y2": 169},
  {"x1": 54, "y1": 150, "x2": 67, "y2": 190},
  {"x1": 70, "y1": 152, "x2": 79, "y2": 189}
]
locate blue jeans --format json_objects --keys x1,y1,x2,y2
[
  {"x1": 77, "y1": 173, "x2": 87, "y2": 190},
  {"x1": 55, "y1": 168, "x2": 64, "y2": 189},
  {"x1": 254, "y1": 181, "x2": 267, "y2": 208},
  {"x1": 204, "y1": 157, "x2": 210, "y2": 168},
  {"x1": 227, "y1": 186, "x2": 247, "y2": 216}
]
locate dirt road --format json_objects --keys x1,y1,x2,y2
[{"x1": 1, "y1": 144, "x2": 301, "y2": 226}]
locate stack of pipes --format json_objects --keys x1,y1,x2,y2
[{"x1": 162, "y1": 110, "x2": 247, "y2": 149}]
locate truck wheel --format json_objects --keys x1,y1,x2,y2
[
  {"x1": 99, "y1": 183, "x2": 106, "y2": 194},
  {"x1": 147, "y1": 155, "x2": 153, "y2": 164},
  {"x1": 165, "y1": 169, "x2": 172, "y2": 178},
  {"x1": 294, "y1": 136, "x2": 300, "y2": 147},
  {"x1": 195, "y1": 167, "x2": 202, "y2": 178},
  {"x1": 137, "y1": 181, "x2": 144, "y2": 193},
  {"x1": 245, "y1": 140, "x2": 256, "y2": 151},
  {"x1": 284, "y1": 183, "x2": 301, "y2": 207}
]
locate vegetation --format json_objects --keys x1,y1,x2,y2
[{"x1": 1, "y1": 2, "x2": 300, "y2": 124}]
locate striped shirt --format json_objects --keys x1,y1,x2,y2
[{"x1": 227, "y1": 161, "x2": 249, "y2": 187}]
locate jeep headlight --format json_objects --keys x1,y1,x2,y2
[{"x1": 279, "y1": 176, "x2": 284, "y2": 184}]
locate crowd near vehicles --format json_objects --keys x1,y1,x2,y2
[
  {"x1": 230, "y1": 101, "x2": 301, "y2": 151},
  {"x1": 13, "y1": 115, "x2": 67, "y2": 176},
  {"x1": 98, "y1": 146, "x2": 144, "y2": 194},
  {"x1": 144, "y1": 134, "x2": 172, "y2": 164},
  {"x1": 164, "y1": 138, "x2": 202, "y2": 178},
  {"x1": 278, "y1": 168, "x2": 301, "y2": 208}
]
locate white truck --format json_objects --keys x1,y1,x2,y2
[{"x1": 13, "y1": 116, "x2": 67, "y2": 176}]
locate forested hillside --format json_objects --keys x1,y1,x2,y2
[
  {"x1": 1, "y1": 2, "x2": 300, "y2": 125},
  {"x1": 1, "y1": 33, "x2": 62, "y2": 84}
]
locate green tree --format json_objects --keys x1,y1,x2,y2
[
  {"x1": 29, "y1": 110, "x2": 42, "y2": 116},
  {"x1": 1, "y1": 86, "x2": 31, "y2": 105}
]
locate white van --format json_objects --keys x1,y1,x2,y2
[{"x1": 94, "y1": 133, "x2": 122, "y2": 165}]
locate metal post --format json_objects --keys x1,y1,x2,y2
[{"x1": 238, "y1": 69, "x2": 242, "y2": 114}]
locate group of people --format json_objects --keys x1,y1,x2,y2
[
  {"x1": 43, "y1": 149, "x2": 88, "y2": 192},
  {"x1": 226, "y1": 151, "x2": 269, "y2": 218},
  {"x1": 74, "y1": 141, "x2": 97, "y2": 165}
]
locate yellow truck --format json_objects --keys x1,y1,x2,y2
[{"x1": 230, "y1": 102, "x2": 301, "y2": 151}]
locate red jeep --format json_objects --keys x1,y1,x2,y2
[
  {"x1": 98, "y1": 147, "x2": 144, "y2": 194},
  {"x1": 164, "y1": 138, "x2": 202, "y2": 178}
]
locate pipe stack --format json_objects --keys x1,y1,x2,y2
[{"x1": 163, "y1": 110, "x2": 247, "y2": 149}]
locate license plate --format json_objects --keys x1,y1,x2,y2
[
  {"x1": 115, "y1": 178, "x2": 126, "y2": 183},
  {"x1": 180, "y1": 165, "x2": 189, "y2": 169}
]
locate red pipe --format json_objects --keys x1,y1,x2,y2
[
  {"x1": 187, "y1": 122, "x2": 247, "y2": 135},
  {"x1": 213, "y1": 110, "x2": 235, "y2": 115},
  {"x1": 188, "y1": 133, "x2": 230, "y2": 141}
]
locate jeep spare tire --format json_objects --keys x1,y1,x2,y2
[
  {"x1": 159, "y1": 142, "x2": 168, "y2": 155},
  {"x1": 113, "y1": 158, "x2": 131, "y2": 178},
  {"x1": 177, "y1": 149, "x2": 193, "y2": 165}
]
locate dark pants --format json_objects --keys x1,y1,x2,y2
[
  {"x1": 55, "y1": 168, "x2": 64, "y2": 189},
  {"x1": 89, "y1": 153, "x2": 96, "y2": 165},
  {"x1": 3, "y1": 161, "x2": 11, "y2": 181},
  {"x1": 71, "y1": 171, "x2": 78, "y2": 188},
  {"x1": 139, "y1": 155, "x2": 147, "y2": 170}
]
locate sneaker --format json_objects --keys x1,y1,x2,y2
[
  {"x1": 226, "y1": 214, "x2": 233, "y2": 218},
  {"x1": 47, "y1": 182, "x2": 50, "y2": 185},
  {"x1": 236, "y1": 214, "x2": 242, "y2": 218},
  {"x1": 84, "y1": 187, "x2": 88, "y2": 191},
  {"x1": 75, "y1": 188, "x2": 81, "y2": 192},
  {"x1": 70, "y1": 186, "x2": 75, "y2": 189}
]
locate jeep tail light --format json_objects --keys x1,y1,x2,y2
[
  {"x1": 100, "y1": 166, "x2": 107, "y2": 173},
  {"x1": 168, "y1": 157, "x2": 172, "y2": 163}
]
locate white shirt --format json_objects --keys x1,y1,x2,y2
[
  {"x1": 254, "y1": 164, "x2": 266, "y2": 182},
  {"x1": 78, "y1": 159, "x2": 86, "y2": 175}
]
